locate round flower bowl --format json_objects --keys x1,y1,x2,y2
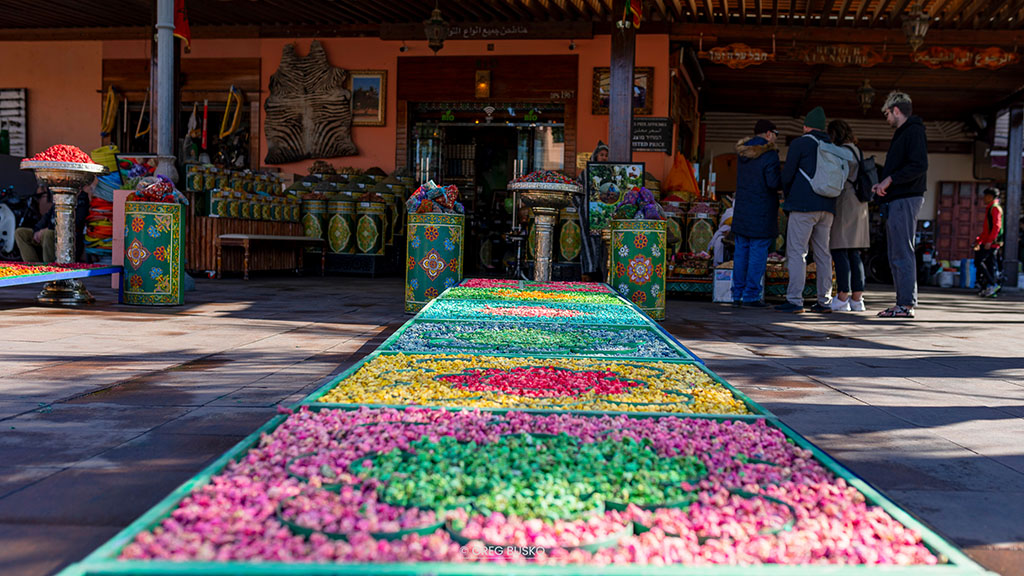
[{"x1": 20, "y1": 160, "x2": 107, "y2": 189}]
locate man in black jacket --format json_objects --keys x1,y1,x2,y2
[{"x1": 873, "y1": 91, "x2": 928, "y2": 318}]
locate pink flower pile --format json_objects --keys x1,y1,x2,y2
[{"x1": 119, "y1": 407, "x2": 938, "y2": 566}]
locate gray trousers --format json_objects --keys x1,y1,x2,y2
[
  {"x1": 886, "y1": 196, "x2": 924, "y2": 308},
  {"x1": 786, "y1": 211, "x2": 834, "y2": 306}
]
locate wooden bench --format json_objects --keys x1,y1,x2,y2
[{"x1": 215, "y1": 234, "x2": 325, "y2": 280}]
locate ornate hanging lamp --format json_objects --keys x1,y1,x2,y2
[
  {"x1": 902, "y1": 2, "x2": 930, "y2": 52},
  {"x1": 423, "y1": 2, "x2": 449, "y2": 54},
  {"x1": 856, "y1": 79, "x2": 876, "y2": 115}
]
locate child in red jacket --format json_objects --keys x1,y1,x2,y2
[{"x1": 975, "y1": 188, "x2": 1003, "y2": 297}]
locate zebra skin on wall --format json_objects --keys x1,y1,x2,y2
[{"x1": 265, "y1": 40, "x2": 358, "y2": 164}]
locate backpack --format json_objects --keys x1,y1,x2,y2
[
  {"x1": 846, "y1": 144, "x2": 879, "y2": 203},
  {"x1": 799, "y1": 135, "x2": 855, "y2": 199}
]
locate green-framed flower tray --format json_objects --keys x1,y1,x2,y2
[
  {"x1": 57, "y1": 406, "x2": 989, "y2": 576},
  {"x1": 309, "y1": 353, "x2": 755, "y2": 416},
  {"x1": 439, "y1": 286, "x2": 626, "y2": 306},
  {"x1": 416, "y1": 298, "x2": 652, "y2": 326},
  {"x1": 380, "y1": 320, "x2": 695, "y2": 360}
]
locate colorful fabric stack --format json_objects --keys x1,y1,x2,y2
[
  {"x1": 68, "y1": 279, "x2": 976, "y2": 574},
  {"x1": 405, "y1": 180, "x2": 464, "y2": 215}
]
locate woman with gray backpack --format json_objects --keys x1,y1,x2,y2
[{"x1": 827, "y1": 119, "x2": 872, "y2": 312}]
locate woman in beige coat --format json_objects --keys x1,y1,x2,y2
[{"x1": 827, "y1": 120, "x2": 870, "y2": 311}]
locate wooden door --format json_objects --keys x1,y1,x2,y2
[{"x1": 935, "y1": 181, "x2": 987, "y2": 261}]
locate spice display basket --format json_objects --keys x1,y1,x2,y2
[{"x1": 57, "y1": 403, "x2": 990, "y2": 575}]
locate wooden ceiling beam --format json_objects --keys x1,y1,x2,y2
[
  {"x1": 1005, "y1": 0, "x2": 1024, "y2": 27},
  {"x1": 869, "y1": 0, "x2": 894, "y2": 26},
  {"x1": 740, "y1": 0, "x2": 748, "y2": 22},
  {"x1": 1012, "y1": 2, "x2": 1024, "y2": 28},
  {"x1": 806, "y1": 0, "x2": 816, "y2": 25},
  {"x1": 926, "y1": 0, "x2": 956, "y2": 22},
  {"x1": 835, "y1": 0, "x2": 854, "y2": 25},
  {"x1": 887, "y1": 0, "x2": 913, "y2": 25},
  {"x1": 773, "y1": 0, "x2": 779, "y2": 26},
  {"x1": 722, "y1": 0, "x2": 731, "y2": 23},
  {"x1": 685, "y1": 0, "x2": 700, "y2": 20},
  {"x1": 705, "y1": 0, "x2": 717, "y2": 23},
  {"x1": 670, "y1": 21, "x2": 1024, "y2": 42},
  {"x1": 518, "y1": 0, "x2": 553, "y2": 20},
  {"x1": 956, "y1": 0, "x2": 992, "y2": 28},
  {"x1": 652, "y1": 0, "x2": 671, "y2": 20},
  {"x1": 818, "y1": 0, "x2": 838, "y2": 25},
  {"x1": 973, "y1": 0, "x2": 1009, "y2": 28},
  {"x1": 852, "y1": 0, "x2": 873, "y2": 27},
  {"x1": 940, "y1": 0, "x2": 971, "y2": 26},
  {"x1": 755, "y1": 0, "x2": 763, "y2": 23}
]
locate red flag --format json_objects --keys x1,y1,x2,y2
[{"x1": 173, "y1": 0, "x2": 192, "y2": 53}]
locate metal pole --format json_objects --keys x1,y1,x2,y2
[
  {"x1": 1004, "y1": 105, "x2": 1022, "y2": 287},
  {"x1": 156, "y1": 0, "x2": 175, "y2": 159}
]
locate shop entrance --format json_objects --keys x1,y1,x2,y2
[{"x1": 410, "y1": 104, "x2": 566, "y2": 276}]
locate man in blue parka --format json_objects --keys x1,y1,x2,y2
[
  {"x1": 730, "y1": 119, "x2": 781, "y2": 307},
  {"x1": 776, "y1": 106, "x2": 836, "y2": 314}
]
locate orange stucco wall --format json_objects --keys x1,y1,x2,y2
[
  {"x1": 3, "y1": 35, "x2": 671, "y2": 180},
  {"x1": 0, "y1": 42, "x2": 103, "y2": 156}
]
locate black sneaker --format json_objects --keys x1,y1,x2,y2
[
  {"x1": 774, "y1": 302, "x2": 805, "y2": 313},
  {"x1": 731, "y1": 300, "x2": 743, "y2": 308},
  {"x1": 807, "y1": 303, "x2": 832, "y2": 313},
  {"x1": 744, "y1": 301, "x2": 770, "y2": 308}
]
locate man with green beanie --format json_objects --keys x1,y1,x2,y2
[{"x1": 776, "y1": 106, "x2": 836, "y2": 314}]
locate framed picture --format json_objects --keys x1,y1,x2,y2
[
  {"x1": 592, "y1": 67, "x2": 654, "y2": 116},
  {"x1": 349, "y1": 70, "x2": 386, "y2": 126},
  {"x1": 585, "y1": 161, "x2": 645, "y2": 232}
]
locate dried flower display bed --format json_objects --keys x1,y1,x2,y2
[
  {"x1": 419, "y1": 299, "x2": 649, "y2": 325},
  {"x1": 315, "y1": 354, "x2": 748, "y2": 414},
  {"x1": 384, "y1": 321, "x2": 687, "y2": 359},
  {"x1": 440, "y1": 287, "x2": 624, "y2": 305},
  {"x1": 116, "y1": 407, "x2": 940, "y2": 566},
  {"x1": 0, "y1": 262, "x2": 121, "y2": 288},
  {"x1": 459, "y1": 279, "x2": 615, "y2": 293}
]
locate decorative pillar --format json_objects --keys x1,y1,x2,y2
[
  {"x1": 532, "y1": 207, "x2": 558, "y2": 282},
  {"x1": 1004, "y1": 106, "x2": 1022, "y2": 287}
]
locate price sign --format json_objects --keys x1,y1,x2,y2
[{"x1": 631, "y1": 117, "x2": 673, "y2": 154}]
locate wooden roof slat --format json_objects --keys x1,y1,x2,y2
[
  {"x1": 887, "y1": 0, "x2": 913, "y2": 25},
  {"x1": 974, "y1": 0, "x2": 1009, "y2": 28},
  {"x1": 685, "y1": 0, "x2": 700, "y2": 19},
  {"x1": 668, "y1": 0, "x2": 688, "y2": 20},
  {"x1": 773, "y1": 0, "x2": 780, "y2": 25},
  {"x1": 583, "y1": 0, "x2": 603, "y2": 18},
  {"x1": 957, "y1": 0, "x2": 992, "y2": 28},
  {"x1": 1000, "y1": 0, "x2": 1024, "y2": 27},
  {"x1": 806, "y1": 0, "x2": 816, "y2": 24},
  {"x1": 817, "y1": 0, "x2": 838, "y2": 25},
  {"x1": 705, "y1": 0, "x2": 717, "y2": 23},
  {"x1": 740, "y1": 0, "x2": 748, "y2": 22},
  {"x1": 851, "y1": 0, "x2": 873, "y2": 27},
  {"x1": 940, "y1": 0, "x2": 972, "y2": 25},
  {"x1": 722, "y1": 0, "x2": 731, "y2": 23},
  {"x1": 517, "y1": 0, "x2": 552, "y2": 20},
  {"x1": 869, "y1": 0, "x2": 894, "y2": 26},
  {"x1": 835, "y1": 0, "x2": 854, "y2": 24},
  {"x1": 755, "y1": 0, "x2": 764, "y2": 22},
  {"x1": 650, "y1": 0, "x2": 670, "y2": 19}
]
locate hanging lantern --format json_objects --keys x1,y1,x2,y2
[
  {"x1": 856, "y1": 79, "x2": 876, "y2": 115},
  {"x1": 902, "y1": 3, "x2": 930, "y2": 52},
  {"x1": 423, "y1": 3, "x2": 449, "y2": 55}
]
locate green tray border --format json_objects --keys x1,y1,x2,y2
[
  {"x1": 377, "y1": 318, "x2": 698, "y2": 362},
  {"x1": 414, "y1": 296, "x2": 654, "y2": 328},
  {"x1": 58, "y1": 406, "x2": 991, "y2": 575},
  {"x1": 301, "y1": 353, "x2": 769, "y2": 419}
]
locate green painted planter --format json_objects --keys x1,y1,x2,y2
[
  {"x1": 122, "y1": 201, "x2": 184, "y2": 306},
  {"x1": 382, "y1": 192, "x2": 396, "y2": 246},
  {"x1": 610, "y1": 219, "x2": 667, "y2": 321},
  {"x1": 327, "y1": 199, "x2": 356, "y2": 254},
  {"x1": 405, "y1": 213, "x2": 464, "y2": 313},
  {"x1": 356, "y1": 201, "x2": 386, "y2": 255},
  {"x1": 558, "y1": 207, "x2": 582, "y2": 263},
  {"x1": 301, "y1": 198, "x2": 326, "y2": 246}
]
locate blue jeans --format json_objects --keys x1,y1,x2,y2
[
  {"x1": 731, "y1": 235, "x2": 771, "y2": 302},
  {"x1": 886, "y1": 197, "x2": 924, "y2": 307}
]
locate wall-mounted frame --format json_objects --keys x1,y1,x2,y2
[
  {"x1": 585, "y1": 161, "x2": 645, "y2": 232},
  {"x1": 0, "y1": 88, "x2": 28, "y2": 157},
  {"x1": 349, "y1": 70, "x2": 387, "y2": 126},
  {"x1": 591, "y1": 67, "x2": 653, "y2": 116}
]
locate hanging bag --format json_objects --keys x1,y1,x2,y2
[
  {"x1": 847, "y1": 144, "x2": 879, "y2": 203},
  {"x1": 799, "y1": 135, "x2": 854, "y2": 198}
]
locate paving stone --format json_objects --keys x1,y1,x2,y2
[
  {"x1": 154, "y1": 406, "x2": 277, "y2": 436},
  {"x1": 0, "y1": 466, "x2": 63, "y2": 499},
  {"x1": 0, "y1": 523, "x2": 121, "y2": 576}
]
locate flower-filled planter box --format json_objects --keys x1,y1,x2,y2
[{"x1": 122, "y1": 201, "x2": 184, "y2": 306}]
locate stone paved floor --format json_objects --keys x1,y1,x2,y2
[{"x1": 0, "y1": 275, "x2": 1021, "y2": 575}]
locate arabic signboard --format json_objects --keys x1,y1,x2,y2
[
  {"x1": 632, "y1": 117, "x2": 673, "y2": 154},
  {"x1": 698, "y1": 44, "x2": 773, "y2": 69},
  {"x1": 911, "y1": 47, "x2": 1020, "y2": 70},
  {"x1": 380, "y1": 22, "x2": 591, "y2": 40},
  {"x1": 790, "y1": 44, "x2": 892, "y2": 67}
]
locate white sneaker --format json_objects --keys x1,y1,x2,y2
[
  {"x1": 830, "y1": 297, "x2": 851, "y2": 312},
  {"x1": 849, "y1": 298, "x2": 866, "y2": 312}
]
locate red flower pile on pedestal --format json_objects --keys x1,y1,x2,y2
[{"x1": 24, "y1": 144, "x2": 95, "y2": 164}]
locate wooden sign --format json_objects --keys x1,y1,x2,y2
[
  {"x1": 698, "y1": 44, "x2": 773, "y2": 69},
  {"x1": 632, "y1": 117, "x2": 673, "y2": 154},
  {"x1": 790, "y1": 45, "x2": 892, "y2": 67},
  {"x1": 381, "y1": 22, "x2": 592, "y2": 40},
  {"x1": 911, "y1": 47, "x2": 1020, "y2": 70}
]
